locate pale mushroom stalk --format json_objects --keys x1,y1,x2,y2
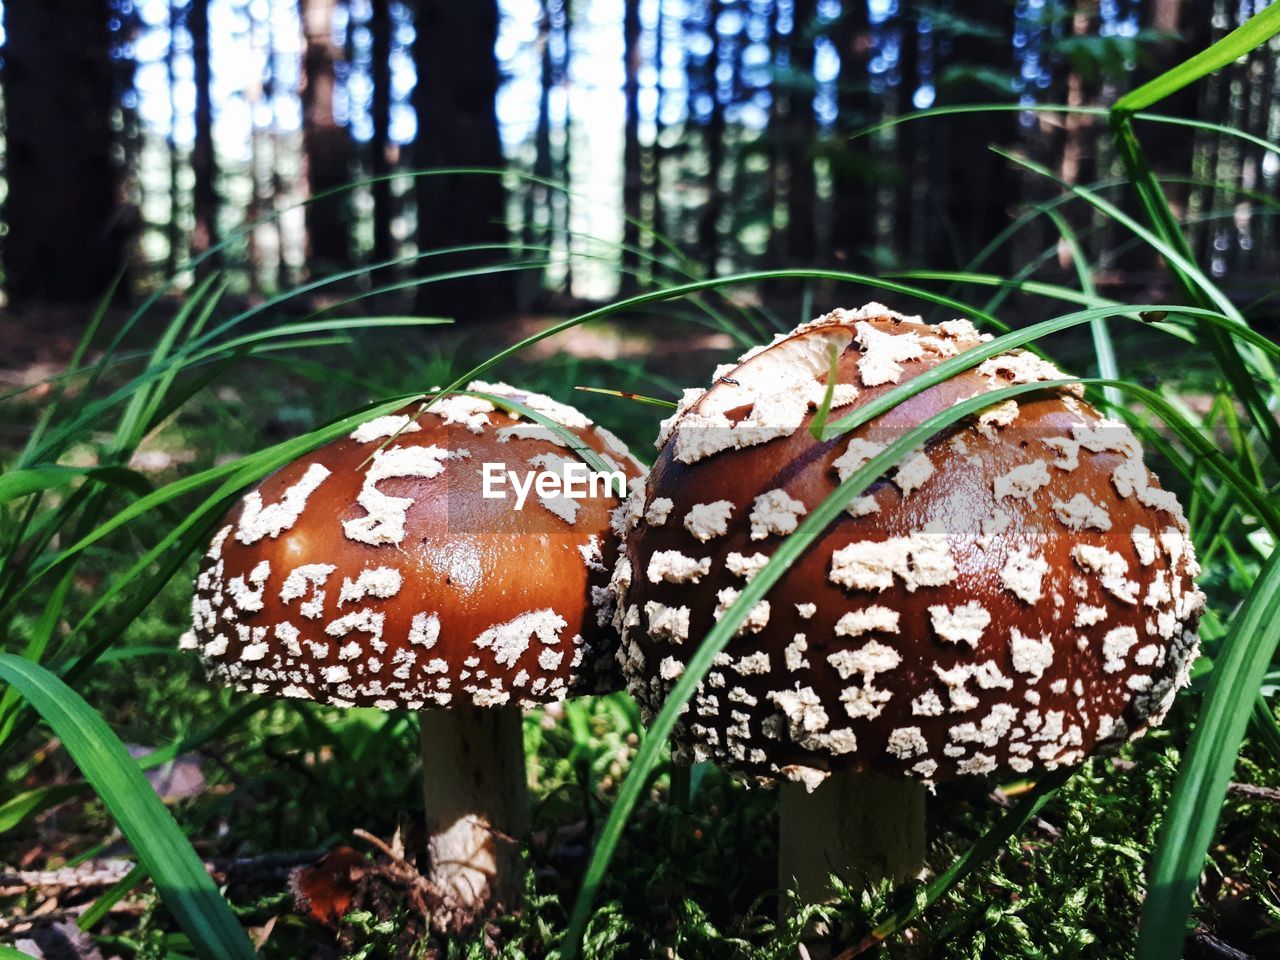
[
  {"x1": 420, "y1": 704, "x2": 530, "y2": 914},
  {"x1": 777, "y1": 771, "x2": 925, "y2": 906}
]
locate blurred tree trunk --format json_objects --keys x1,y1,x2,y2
[
  {"x1": 698, "y1": 0, "x2": 725, "y2": 275},
  {"x1": 166, "y1": 0, "x2": 183, "y2": 275},
  {"x1": 556, "y1": 0, "x2": 574, "y2": 294},
  {"x1": 522, "y1": 1, "x2": 553, "y2": 263},
  {"x1": 621, "y1": 0, "x2": 642, "y2": 292},
  {"x1": 370, "y1": 0, "x2": 395, "y2": 266},
  {"x1": 829, "y1": 0, "x2": 874, "y2": 267},
  {"x1": 651, "y1": 0, "x2": 668, "y2": 246},
  {"x1": 191, "y1": 0, "x2": 219, "y2": 264},
  {"x1": 301, "y1": 0, "x2": 353, "y2": 270},
  {"x1": 412, "y1": 0, "x2": 514, "y2": 318},
  {"x1": 784, "y1": 0, "x2": 818, "y2": 265},
  {"x1": 891, "y1": 11, "x2": 919, "y2": 264},
  {"x1": 3, "y1": 0, "x2": 126, "y2": 304},
  {"x1": 939, "y1": 0, "x2": 1019, "y2": 269},
  {"x1": 1132, "y1": 1, "x2": 1202, "y2": 232}
]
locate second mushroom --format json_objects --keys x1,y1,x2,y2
[{"x1": 613, "y1": 304, "x2": 1205, "y2": 911}]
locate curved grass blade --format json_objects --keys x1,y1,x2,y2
[
  {"x1": 1252, "y1": 695, "x2": 1280, "y2": 767},
  {"x1": 558, "y1": 364, "x2": 1276, "y2": 957},
  {"x1": 0, "y1": 699, "x2": 265, "y2": 836},
  {"x1": 1042, "y1": 208, "x2": 1121, "y2": 409},
  {"x1": 79, "y1": 863, "x2": 147, "y2": 932},
  {"x1": 465, "y1": 390, "x2": 621, "y2": 478},
  {"x1": 1136, "y1": 546, "x2": 1280, "y2": 960},
  {"x1": 842, "y1": 766, "x2": 1074, "y2": 957},
  {"x1": 809, "y1": 342, "x2": 842, "y2": 440},
  {"x1": 557, "y1": 378, "x2": 1090, "y2": 958},
  {"x1": 1113, "y1": 3, "x2": 1280, "y2": 114},
  {"x1": 994, "y1": 146, "x2": 1280, "y2": 456},
  {"x1": 0, "y1": 655, "x2": 255, "y2": 960},
  {"x1": 573, "y1": 386, "x2": 679, "y2": 410},
  {"x1": 851, "y1": 103, "x2": 1280, "y2": 159},
  {"x1": 0, "y1": 465, "x2": 154, "y2": 510}
]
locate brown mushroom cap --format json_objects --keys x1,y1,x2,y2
[
  {"x1": 613, "y1": 305, "x2": 1205, "y2": 790},
  {"x1": 184, "y1": 382, "x2": 644, "y2": 710}
]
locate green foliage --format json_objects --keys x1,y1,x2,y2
[
  {"x1": 5, "y1": 21, "x2": 1280, "y2": 957},
  {"x1": 0, "y1": 655, "x2": 254, "y2": 959}
]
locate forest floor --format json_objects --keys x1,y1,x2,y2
[{"x1": 2, "y1": 301, "x2": 1279, "y2": 959}]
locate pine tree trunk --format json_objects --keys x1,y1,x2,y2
[
  {"x1": 785, "y1": 0, "x2": 818, "y2": 266},
  {"x1": 301, "y1": 0, "x2": 353, "y2": 270},
  {"x1": 3, "y1": 0, "x2": 126, "y2": 304},
  {"x1": 891, "y1": 11, "x2": 919, "y2": 265},
  {"x1": 829, "y1": 0, "x2": 874, "y2": 268},
  {"x1": 940, "y1": 0, "x2": 1019, "y2": 269},
  {"x1": 699, "y1": 0, "x2": 726, "y2": 275},
  {"x1": 412, "y1": 0, "x2": 514, "y2": 319},
  {"x1": 370, "y1": 0, "x2": 395, "y2": 266},
  {"x1": 620, "y1": 0, "x2": 643, "y2": 292},
  {"x1": 190, "y1": 0, "x2": 219, "y2": 264},
  {"x1": 166, "y1": 0, "x2": 183, "y2": 276}
]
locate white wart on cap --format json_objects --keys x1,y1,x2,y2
[{"x1": 613, "y1": 305, "x2": 1205, "y2": 790}]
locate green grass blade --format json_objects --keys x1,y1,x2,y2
[
  {"x1": 79, "y1": 863, "x2": 148, "y2": 931},
  {"x1": 111, "y1": 274, "x2": 224, "y2": 456},
  {"x1": 1252, "y1": 695, "x2": 1280, "y2": 767},
  {"x1": 0, "y1": 699, "x2": 265, "y2": 835},
  {"x1": 855, "y1": 766, "x2": 1074, "y2": 952},
  {"x1": 1043, "y1": 208, "x2": 1121, "y2": 409},
  {"x1": 0, "y1": 466, "x2": 87, "y2": 505},
  {"x1": 465, "y1": 391, "x2": 622, "y2": 478},
  {"x1": 808, "y1": 342, "x2": 842, "y2": 440},
  {"x1": 852, "y1": 103, "x2": 1280, "y2": 160},
  {"x1": 558, "y1": 359, "x2": 1274, "y2": 957},
  {"x1": 20, "y1": 270, "x2": 122, "y2": 464},
  {"x1": 573, "y1": 386, "x2": 679, "y2": 410},
  {"x1": 1113, "y1": 3, "x2": 1280, "y2": 114},
  {"x1": 558, "y1": 378, "x2": 1086, "y2": 958},
  {"x1": 0, "y1": 782, "x2": 87, "y2": 833},
  {"x1": 0, "y1": 655, "x2": 255, "y2": 959},
  {"x1": 1137, "y1": 546, "x2": 1280, "y2": 960}
]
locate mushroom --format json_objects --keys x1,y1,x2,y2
[
  {"x1": 182, "y1": 382, "x2": 642, "y2": 928},
  {"x1": 611, "y1": 305, "x2": 1204, "y2": 908}
]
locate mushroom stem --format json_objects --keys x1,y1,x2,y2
[
  {"x1": 778, "y1": 771, "x2": 925, "y2": 909},
  {"x1": 420, "y1": 703, "x2": 529, "y2": 924}
]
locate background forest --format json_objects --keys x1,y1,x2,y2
[
  {"x1": 4, "y1": 2, "x2": 1280, "y2": 960},
  {"x1": 5, "y1": 0, "x2": 1279, "y2": 317}
]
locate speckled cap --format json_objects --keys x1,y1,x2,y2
[
  {"x1": 611, "y1": 305, "x2": 1205, "y2": 790},
  {"x1": 183, "y1": 382, "x2": 644, "y2": 710}
]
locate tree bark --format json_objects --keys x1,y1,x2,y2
[
  {"x1": 166, "y1": 0, "x2": 183, "y2": 276},
  {"x1": 620, "y1": 0, "x2": 643, "y2": 292},
  {"x1": 370, "y1": 0, "x2": 396, "y2": 266},
  {"x1": 785, "y1": 0, "x2": 818, "y2": 266},
  {"x1": 190, "y1": 0, "x2": 219, "y2": 264},
  {"x1": 829, "y1": 0, "x2": 875, "y2": 268},
  {"x1": 3, "y1": 0, "x2": 126, "y2": 304},
  {"x1": 891, "y1": 10, "x2": 920, "y2": 265},
  {"x1": 698, "y1": 0, "x2": 726, "y2": 275},
  {"x1": 939, "y1": 0, "x2": 1019, "y2": 269},
  {"x1": 301, "y1": 0, "x2": 353, "y2": 270},
  {"x1": 412, "y1": 0, "x2": 514, "y2": 319}
]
